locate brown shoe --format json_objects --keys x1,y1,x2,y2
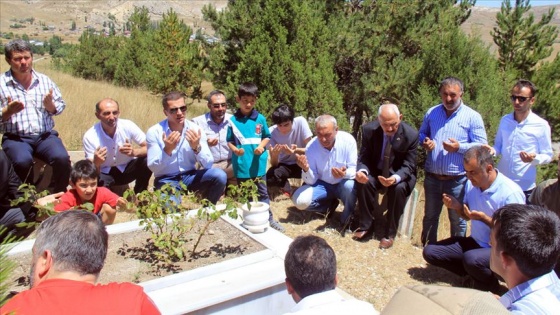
[
  {"x1": 352, "y1": 230, "x2": 368, "y2": 240},
  {"x1": 379, "y1": 237, "x2": 394, "y2": 249}
]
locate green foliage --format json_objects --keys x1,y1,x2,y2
[
  {"x1": 532, "y1": 54, "x2": 560, "y2": 141},
  {"x1": 10, "y1": 184, "x2": 54, "y2": 229},
  {"x1": 130, "y1": 180, "x2": 248, "y2": 264},
  {"x1": 203, "y1": 0, "x2": 345, "y2": 129},
  {"x1": 491, "y1": 0, "x2": 558, "y2": 78},
  {"x1": 0, "y1": 227, "x2": 18, "y2": 306}
]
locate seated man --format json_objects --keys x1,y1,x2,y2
[
  {"x1": 1, "y1": 210, "x2": 160, "y2": 314},
  {"x1": 423, "y1": 146, "x2": 525, "y2": 292},
  {"x1": 283, "y1": 235, "x2": 377, "y2": 314},
  {"x1": 54, "y1": 160, "x2": 126, "y2": 225},
  {"x1": 490, "y1": 204, "x2": 560, "y2": 314},
  {"x1": 192, "y1": 90, "x2": 236, "y2": 187},
  {"x1": 146, "y1": 91, "x2": 226, "y2": 205},
  {"x1": 1, "y1": 149, "x2": 63, "y2": 242},
  {"x1": 1, "y1": 39, "x2": 71, "y2": 194},
  {"x1": 83, "y1": 98, "x2": 152, "y2": 195},
  {"x1": 266, "y1": 104, "x2": 312, "y2": 198},
  {"x1": 292, "y1": 115, "x2": 357, "y2": 228}
]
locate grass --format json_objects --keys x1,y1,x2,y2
[{"x1": 0, "y1": 58, "x2": 211, "y2": 150}]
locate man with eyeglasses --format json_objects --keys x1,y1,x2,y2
[
  {"x1": 192, "y1": 90, "x2": 236, "y2": 187},
  {"x1": 487, "y1": 79, "x2": 553, "y2": 202},
  {"x1": 82, "y1": 98, "x2": 152, "y2": 196},
  {"x1": 146, "y1": 91, "x2": 226, "y2": 205}
]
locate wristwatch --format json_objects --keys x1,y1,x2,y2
[{"x1": 192, "y1": 144, "x2": 201, "y2": 154}]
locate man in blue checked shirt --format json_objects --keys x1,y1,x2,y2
[
  {"x1": 419, "y1": 76, "x2": 487, "y2": 245},
  {"x1": 0, "y1": 39, "x2": 70, "y2": 194}
]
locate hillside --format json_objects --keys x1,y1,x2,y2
[{"x1": 0, "y1": 0, "x2": 558, "y2": 52}]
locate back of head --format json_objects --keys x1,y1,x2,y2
[
  {"x1": 237, "y1": 82, "x2": 258, "y2": 98},
  {"x1": 271, "y1": 104, "x2": 295, "y2": 125},
  {"x1": 492, "y1": 204, "x2": 560, "y2": 278},
  {"x1": 284, "y1": 235, "x2": 337, "y2": 299},
  {"x1": 4, "y1": 39, "x2": 32, "y2": 59},
  {"x1": 70, "y1": 159, "x2": 98, "y2": 184},
  {"x1": 463, "y1": 145, "x2": 494, "y2": 169},
  {"x1": 33, "y1": 210, "x2": 108, "y2": 276}
]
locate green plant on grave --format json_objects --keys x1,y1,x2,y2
[
  {"x1": 226, "y1": 179, "x2": 260, "y2": 210},
  {"x1": 11, "y1": 184, "x2": 94, "y2": 232},
  {"x1": 129, "y1": 183, "x2": 196, "y2": 263}
]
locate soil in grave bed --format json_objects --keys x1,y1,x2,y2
[{"x1": 7, "y1": 218, "x2": 266, "y2": 293}]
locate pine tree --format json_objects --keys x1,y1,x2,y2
[
  {"x1": 491, "y1": 0, "x2": 558, "y2": 78},
  {"x1": 203, "y1": 0, "x2": 344, "y2": 128}
]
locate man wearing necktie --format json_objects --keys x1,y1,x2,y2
[{"x1": 354, "y1": 104, "x2": 418, "y2": 249}]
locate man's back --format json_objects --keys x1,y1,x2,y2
[{"x1": 1, "y1": 278, "x2": 160, "y2": 315}]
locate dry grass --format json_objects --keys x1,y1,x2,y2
[{"x1": 0, "y1": 58, "x2": 211, "y2": 150}]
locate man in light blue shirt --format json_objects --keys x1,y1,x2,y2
[
  {"x1": 423, "y1": 146, "x2": 524, "y2": 292},
  {"x1": 489, "y1": 79, "x2": 553, "y2": 201},
  {"x1": 419, "y1": 77, "x2": 488, "y2": 245},
  {"x1": 491, "y1": 204, "x2": 560, "y2": 314},
  {"x1": 291, "y1": 115, "x2": 357, "y2": 228},
  {"x1": 192, "y1": 90, "x2": 235, "y2": 187},
  {"x1": 146, "y1": 91, "x2": 226, "y2": 205}
]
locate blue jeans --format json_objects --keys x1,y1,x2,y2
[
  {"x1": 154, "y1": 168, "x2": 226, "y2": 205},
  {"x1": 292, "y1": 179, "x2": 357, "y2": 224},
  {"x1": 422, "y1": 174, "x2": 467, "y2": 245}
]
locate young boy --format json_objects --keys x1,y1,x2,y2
[
  {"x1": 266, "y1": 104, "x2": 313, "y2": 198},
  {"x1": 54, "y1": 159, "x2": 125, "y2": 224},
  {"x1": 227, "y1": 83, "x2": 284, "y2": 232}
]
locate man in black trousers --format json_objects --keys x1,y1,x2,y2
[{"x1": 354, "y1": 104, "x2": 418, "y2": 249}]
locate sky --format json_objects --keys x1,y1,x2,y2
[{"x1": 476, "y1": 0, "x2": 560, "y2": 7}]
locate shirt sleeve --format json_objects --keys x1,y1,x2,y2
[
  {"x1": 128, "y1": 121, "x2": 147, "y2": 145},
  {"x1": 532, "y1": 122, "x2": 553, "y2": 166},
  {"x1": 146, "y1": 125, "x2": 171, "y2": 174},
  {"x1": 54, "y1": 191, "x2": 78, "y2": 212},
  {"x1": 458, "y1": 112, "x2": 488, "y2": 154}
]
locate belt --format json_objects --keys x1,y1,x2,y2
[{"x1": 426, "y1": 172, "x2": 464, "y2": 181}]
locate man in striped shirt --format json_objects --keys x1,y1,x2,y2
[
  {"x1": 0, "y1": 39, "x2": 70, "y2": 194},
  {"x1": 419, "y1": 77, "x2": 487, "y2": 245}
]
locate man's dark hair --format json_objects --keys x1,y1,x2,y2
[
  {"x1": 284, "y1": 235, "x2": 337, "y2": 299},
  {"x1": 271, "y1": 104, "x2": 295, "y2": 125},
  {"x1": 237, "y1": 82, "x2": 258, "y2": 98},
  {"x1": 95, "y1": 98, "x2": 119, "y2": 113},
  {"x1": 33, "y1": 210, "x2": 108, "y2": 276},
  {"x1": 70, "y1": 159, "x2": 98, "y2": 184},
  {"x1": 463, "y1": 145, "x2": 494, "y2": 169},
  {"x1": 513, "y1": 79, "x2": 537, "y2": 97},
  {"x1": 439, "y1": 76, "x2": 464, "y2": 93},
  {"x1": 492, "y1": 204, "x2": 560, "y2": 279},
  {"x1": 206, "y1": 90, "x2": 226, "y2": 103},
  {"x1": 4, "y1": 39, "x2": 33, "y2": 59},
  {"x1": 162, "y1": 91, "x2": 186, "y2": 109}
]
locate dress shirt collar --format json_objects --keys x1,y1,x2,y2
[
  {"x1": 234, "y1": 108, "x2": 258, "y2": 119},
  {"x1": 499, "y1": 270, "x2": 560, "y2": 309}
]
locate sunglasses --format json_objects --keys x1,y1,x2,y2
[
  {"x1": 510, "y1": 95, "x2": 531, "y2": 102},
  {"x1": 211, "y1": 102, "x2": 228, "y2": 109},
  {"x1": 168, "y1": 106, "x2": 187, "y2": 114}
]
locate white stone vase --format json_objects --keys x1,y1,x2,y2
[{"x1": 241, "y1": 202, "x2": 270, "y2": 233}]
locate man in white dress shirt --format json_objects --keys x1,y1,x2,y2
[
  {"x1": 489, "y1": 79, "x2": 553, "y2": 201},
  {"x1": 291, "y1": 115, "x2": 357, "y2": 228},
  {"x1": 83, "y1": 98, "x2": 151, "y2": 195},
  {"x1": 283, "y1": 235, "x2": 378, "y2": 315}
]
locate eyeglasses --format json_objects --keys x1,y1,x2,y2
[
  {"x1": 167, "y1": 106, "x2": 187, "y2": 114},
  {"x1": 211, "y1": 102, "x2": 228, "y2": 109},
  {"x1": 511, "y1": 95, "x2": 531, "y2": 103}
]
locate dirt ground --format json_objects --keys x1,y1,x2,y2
[
  {"x1": 7, "y1": 219, "x2": 265, "y2": 293},
  {"x1": 266, "y1": 184, "x2": 464, "y2": 311}
]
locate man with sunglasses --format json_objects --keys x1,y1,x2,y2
[
  {"x1": 83, "y1": 98, "x2": 152, "y2": 196},
  {"x1": 488, "y1": 80, "x2": 553, "y2": 201},
  {"x1": 146, "y1": 91, "x2": 226, "y2": 205},
  {"x1": 192, "y1": 90, "x2": 236, "y2": 187}
]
